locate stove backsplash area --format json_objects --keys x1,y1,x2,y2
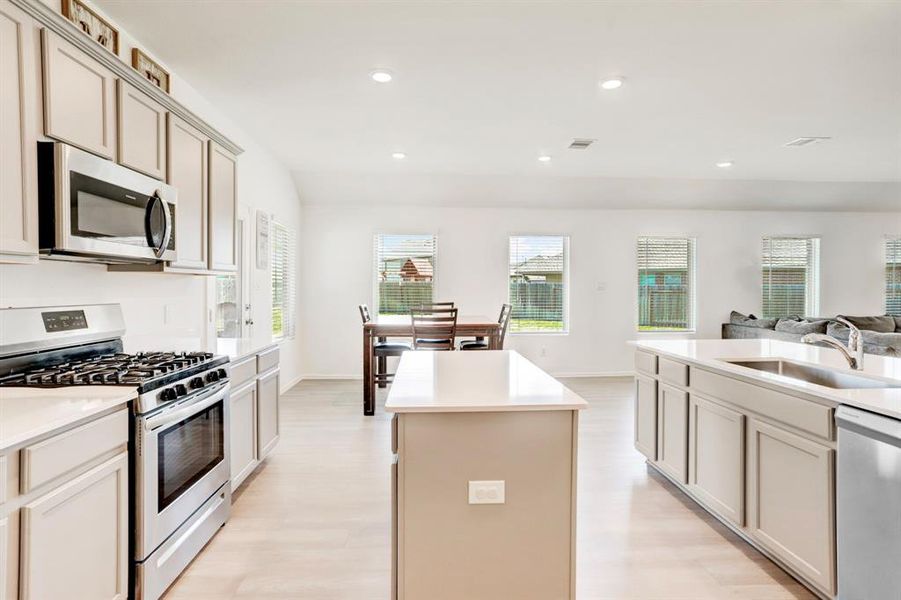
[{"x1": 0, "y1": 259, "x2": 207, "y2": 351}]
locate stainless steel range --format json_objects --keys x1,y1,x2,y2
[{"x1": 0, "y1": 304, "x2": 230, "y2": 600}]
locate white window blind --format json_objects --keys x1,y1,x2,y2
[
  {"x1": 761, "y1": 236, "x2": 820, "y2": 318},
  {"x1": 637, "y1": 237, "x2": 696, "y2": 331},
  {"x1": 271, "y1": 220, "x2": 296, "y2": 339},
  {"x1": 508, "y1": 236, "x2": 567, "y2": 333},
  {"x1": 887, "y1": 237, "x2": 901, "y2": 316},
  {"x1": 374, "y1": 234, "x2": 436, "y2": 316}
]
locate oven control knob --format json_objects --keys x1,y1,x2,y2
[
  {"x1": 206, "y1": 371, "x2": 219, "y2": 383},
  {"x1": 174, "y1": 384, "x2": 187, "y2": 397},
  {"x1": 217, "y1": 368, "x2": 228, "y2": 380},
  {"x1": 158, "y1": 388, "x2": 176, "y2": 402},
  {"x1": 190, "y1": 377, "x2": 204, "y2": 389}
]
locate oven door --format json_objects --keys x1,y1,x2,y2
[
  {"x1": 136, "y1": 382, "x2": 230, "y2": 559},
  {"x1": 49, "y1": 142, "x2": 177, "y2": 262}
]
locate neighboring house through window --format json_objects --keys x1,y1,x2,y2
[
  {"x1": 374, "y1": 234, "x2": 437, "y2": 316},
  {"x1": 508, "y1": 236, "x2": 568, "y2": 333},
  {"x1": 637, "y1": 236, "x2": 696, "y2": 331},
  {"x1": 761, "y1": 236, "x2": 820, "y2": 318}
]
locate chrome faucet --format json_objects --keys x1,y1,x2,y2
[{"x1": 801, "y1": 317, "x2": 864, "y2": 370}]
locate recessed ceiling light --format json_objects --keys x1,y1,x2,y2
[
  {"x1": 538, "y1": 155, "x2": 552, "y2": 162},
  {"x1": 371, "y1": 70, "x2": 393, "y2": 83},
  {"x1": 392, "y1": 152, "x2": 406, "y2": 160},
  {"x1": 716, "y1": 161, "x2": 734, "y2": 168},
  {"x1": 600, "y1": 78, "x2": 624, "y2": 90}
]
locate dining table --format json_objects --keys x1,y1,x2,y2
[{"x1": 362, "y1": 314, "x2": 501, "y2": 415}]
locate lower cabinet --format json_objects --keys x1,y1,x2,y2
[
  {"x1": 257, "y1": 368, "x2": 280, "y2": 460},
  {"x1": 634, "y1": 374, "x2": 657, "y2": 460},
  {"x1": 688, "y1": 395, "x2": 745, "y2": 526},
  {"x1": 656, "y1": 383, "x2": 688, "y2": 484},
  {"x1": 0, "y1": 515, "x2": 10, "y2": 600},
  {"x1": 20, "y1": 451, "x2": 128, "y2": 600},
  {"x1": 229, "y1": 380, "x2": 257, "y2": 492},
  {"x1": 747, "y1": 419, "x2": 836, "y2": 595}
]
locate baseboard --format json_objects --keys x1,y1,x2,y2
[
  {"x1": 551, "y1": 371, "x2": 636, "y2": 378},
  {"x1": 280, "y1": 373, "x2": 305, "y2": 393}
]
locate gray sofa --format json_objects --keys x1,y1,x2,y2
[{"x1": 722, "y1": 312, "x2": 901, "y2": 357}]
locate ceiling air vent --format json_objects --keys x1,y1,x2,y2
[
  {"x1": 568, "y1": 138, "x2": 596, "y2": 150},
  {"x1": 784, "y1": 136, "x2": 832, "y2": 147}
]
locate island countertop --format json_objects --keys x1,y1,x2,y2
[
  {"x1": 385, "y1": 350, "x2": 588, "y2": 413},
  {"x1": 631, "y1": 338, "x2": 901, "y2": 420},
  {"x1": 0, "y1": 386, "x2": 136, "y2": 453}
]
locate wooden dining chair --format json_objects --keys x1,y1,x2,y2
[
  {"x1": 415, "y1": 301, "x2": 455, "y2": 309},
  {"x1": 359, "y1": 304, "x2": 411, "y2": 389},
  {"x1": 411, "y1": 307, "x2": 458, "y2": 351},
  {"x1": 460, "y1": 303, "x2": 512, "y2": 350}
]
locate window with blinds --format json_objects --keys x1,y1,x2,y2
[
  {"x1": 887, "y1": 237, "x2": 901, "y2": 316},
  {"x1": 761, "y1": 236, "x2": 820, "y2": 318},
  {"x1": 509, "y1": 236, "x2": 568, "y2": 333},
  {"x1": 271, "y1": 220, "x2": 296, "y2": 339},
  {"x1": 374, "y1": 234, "x2": 437, "y2": 316},
  {"x1": 637, "y1": 237, "x2": 696, "y2": 331}
]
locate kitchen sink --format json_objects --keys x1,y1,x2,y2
[{"x1": 723, "y1": 359, "x2": 901, "y2": 390}]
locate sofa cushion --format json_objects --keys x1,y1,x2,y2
[
  {"x1": 836, "y1": 314, "x2": 895, "y2": 333},
  {"x1": 775, "y1": 318, "x2": 829, "y2": 335},
  {"x1": 730, "y1": 311, "x2": 777, "y2": 329},
  {"x1": 894, "y1": 315, "x2": 901, "y2": 332}
]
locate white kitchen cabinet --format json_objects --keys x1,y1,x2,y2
[
  {"x1": 117, "y1": 79, "x2": 166, "y2": 179},
  {"x1": 167, "y1": 114, "x2": 209, "y2": 270},
  {"x1": 229, "y1": 380, "x2": 257, "y2": 492},
  {"x1": 747, "y1": 418, "x2": 835, "y2": 595},
  {"x1": 208, "y1": 142, "x2": 238, "y2": 272},
  {"x1": 0, "y1": 515, "x2": 9, "y2": 600},
  {"x1": 655, "y1": 383, "x2": 688, "y2": 484},
  {"x1": 257, "y1": 368, "x2": 280, "y2": 460},
  {"x1": 688, "y1": 395, "x2": 745, "y2": 526},
  {"x1": 41, "y1": 28, "x2": 116, "y2": 159},
  {"x1": 634, "y1": 374, "x2": 657, "y2": 460},
  {"x1": 20, "y1": 451, "x2": 128, "y2": 600},
  {"x1": 0, "y1": 0, "x2": 40, "y2": 263}
]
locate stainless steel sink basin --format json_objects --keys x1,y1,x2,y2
[{"x1": 723, "y1": 359, "x2": 901, "y2": 390}]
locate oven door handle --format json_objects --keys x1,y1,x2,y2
[{"x1": 144, "y1": 382, "x2": 229, "y2": 432}]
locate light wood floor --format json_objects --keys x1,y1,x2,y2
[{"x1": 163, "y1": 377, "x2": 815, "y2": 600}]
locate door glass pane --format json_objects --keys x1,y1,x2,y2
[
  {"x1": 157, "y1": 401, "x2": 224, "y2": 511},
  {"x1": 216, "y1": 219, "x2": 243, "y2": 339}
]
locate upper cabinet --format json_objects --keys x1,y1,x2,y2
[
  {"x1": 167, "y1": 114, "x2": 209, "y2": 270},
  {"x1": 41, "y1": 28, "x2": 116, "y2": 159},
  {"x1": 118, "y1": 80, "x2": 166, "y2": 179},
  {"x1": 208, "y1": 142, "x2": 238, "y2": 272},
  {"x1": 0, "y1": 0, "x2": 40, "y2": 263}
]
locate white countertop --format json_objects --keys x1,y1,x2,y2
[
  {"x1": 0, "y1": 386, "x2": 136, "y2": 453},
  {"x1": 385, "y1": 350, "x2": 588, "y2": 413},
  {"x1": 632, "y1": 339, "x2": 901, "y2": 420},
  {"x1": 216, "y1": 338, "x2": 277, "y2": 362}
]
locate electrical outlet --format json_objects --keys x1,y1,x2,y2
[{"x1": 469, "y1": 480, "x2": 505, "y2": 504}]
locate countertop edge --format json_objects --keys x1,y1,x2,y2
[{"x1": 386, "y1": 402, "x2": 588, "y2": 413}]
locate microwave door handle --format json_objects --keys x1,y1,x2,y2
[
  {"x1": 155, "y1": 191, "x2": 172, "y2": 259},
  {"x1": 144, "y1": 383, "x2": 229, "y2": 432}
]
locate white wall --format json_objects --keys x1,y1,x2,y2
[
  {"x1": 0, "y1": 0, "x2": 303, "y2": 388},
  {"x1": 300, "y1": 206, "x2": 898, "y2": 377}
]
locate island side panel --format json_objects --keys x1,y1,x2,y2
[{"x1": 397, "y1": 410, "x2": 576, "y2": 600}]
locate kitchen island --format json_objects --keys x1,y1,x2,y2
[
  {"x1": 631, "y1": 338, "x2": 901, "y2": 600},
  {"x1": 386, "y1": 350, "x2": 587, "y2": 600}
]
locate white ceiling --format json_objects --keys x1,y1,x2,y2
[{"x1": 97, "y1": 0, "x2": 901, "y2": 210}]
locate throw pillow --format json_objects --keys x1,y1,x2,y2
[
  {"x1": 730, "y1": 311, "x2": 777, "y2": 329},
  {"x1": 836, "y1": 315, "x2": 895, "y2": 333},
  {"x1": 774, "y1": 318, "x2": 829, "y2": 335}
]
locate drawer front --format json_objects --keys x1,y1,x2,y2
[
  {"x1": 20, "y1": 409, "x2": 128, "y2": 494},
  {"x1": 659, "y1": 357, "x2": 689, "y2": 387},
  {"x1": 257, "y1": 346, "x2": 280, "y2": 373},
  {"x1": 635, "y1": 351, "x2": 658, "y2": 375},
  {"x1": 691, "y1": 368, "x2": 834, "y2": 441},
  {"x1": 230, "y1": 355, "x2": 257, "y2": 387}
]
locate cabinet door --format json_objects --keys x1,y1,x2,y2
[
  {"x1": 167, "y1": 114, "x2": 209, "y2": 269},
  {"x1": 41, "y1": 28, "x2": 116, "y2": 158},
  {"x1": 0, "y1": 515, "x2": 9, "y2": 600},
  {"x1": 117, "y1": 80, "x2": 166, "y2": 179},
  {"x1": 688, "y1": 395, "x2": 745, "y2": 526},
  {"x1": 0, "y1": 0, "x2": 39, "y2": 263},
  {"x1": 229, "y1": 381, "x2": 257, "y2": 492},
  {"x1": 257, "y1": 368, "x2": 280, "y2": 459},
  {"x1": 748, "y1": 419, "x2": 835, "y2": 595},
  {"x1": 634, "y1": 374, "x2": 656, "y2": 460},
  {"x1": 21, "y1": 451, "x2": 127, "y2": 600},
  {"x1": 656, "y1": 383, "x2": 688, "y2": 483},
  {"x1": 208, "y1": 141, "x2": 237, "y2": 272}
]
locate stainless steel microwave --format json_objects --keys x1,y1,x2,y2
[{"x1": 38, "y1": 142, "x2": 177, "y2": 263}]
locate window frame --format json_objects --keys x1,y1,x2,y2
[
  {"x1": 635, "y1": 235, "x2": 697, "y2": 334},
  {"x1": 270, "y1": 219, "x2": 296, "y2": 341},
  {"x1": 886, "y1": 235, "x2": 901, "y2": 316},
  {"x1": 760, "y1": 235, "x2": 821, "y2": 318},
  {"x1": 372, "y1": 233, "x2": 439, "y2": 319},
  {"x1": 507, "y1": 234, "x2": 570, "y2": 335}
]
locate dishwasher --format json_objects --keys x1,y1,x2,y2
[{"x1": 835, "y1": 405, "x2": 901, "y2": 600}]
